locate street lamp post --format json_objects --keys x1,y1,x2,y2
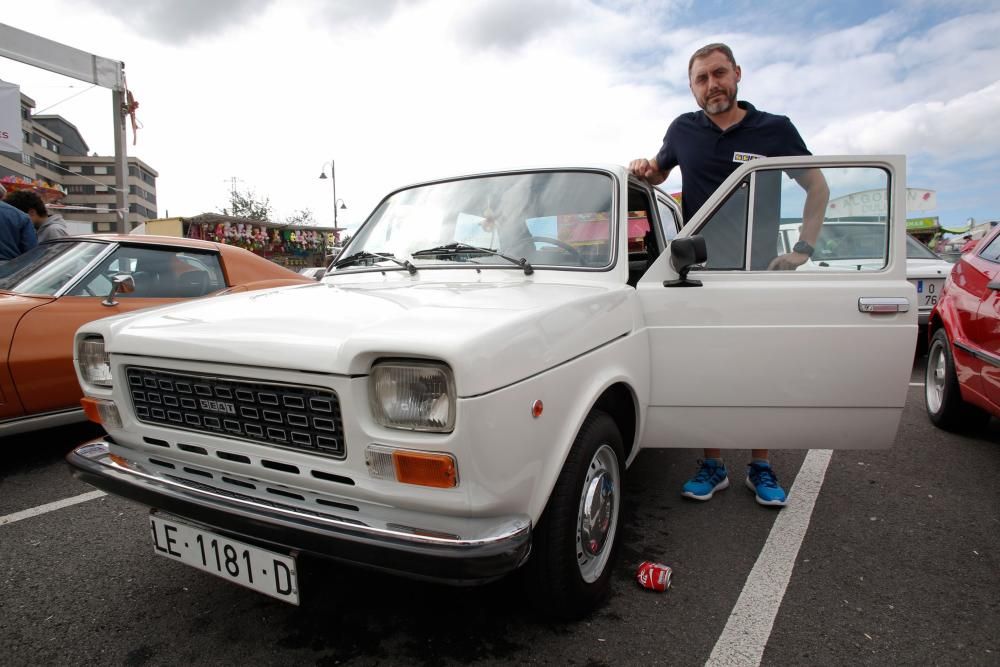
[{"x1": 318, "y1": 160, "x2": 347, "y2": 237}]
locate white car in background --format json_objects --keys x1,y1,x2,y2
[{"x1": 780, "y1": 222, "x2": 953, "y2": 326}]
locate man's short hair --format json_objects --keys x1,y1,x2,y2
[
  {"x1": 4, "y1": 190, "x2": 47, "y2": 217},
  {"x1": 688, "y1": 43, "x2": 737, "y2": 75}
]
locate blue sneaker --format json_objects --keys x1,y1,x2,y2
[
  {"x1": 745, "y1": 461, "x2": 787, "y2": 507},
  {"x1": 681, "y1": 459, "x2": 729, "y2": 500}
]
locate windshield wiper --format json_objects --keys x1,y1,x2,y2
[
  {"x1": 411, "y1": 242, "x2": 533, "y2": 275},
  {"x1": 333, "y1": 251, "x2": 416, "y2": 274}
]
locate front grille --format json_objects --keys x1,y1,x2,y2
[{"x1": 126, "y1": 367, "x2": 345, "y2": 458}]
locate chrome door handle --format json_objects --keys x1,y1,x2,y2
[{"x1": 859, "y1": 297, "x2": 910, "y2": 313}]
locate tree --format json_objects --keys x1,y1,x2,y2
[
  {"x1": 221, "y1": 187, "x2": 272, "y2": 221},
  {"x1": 285, "y1": 208, "x2": 317, "y2": 225}
]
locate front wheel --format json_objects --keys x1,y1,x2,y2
[
  {"x1": 925, "y1": 328, "x2": 989, "y2": 431},
  {"x1": 526, "y1": 410, "x2": 624, "y2": 620}
]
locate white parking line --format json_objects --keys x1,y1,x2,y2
[
  {"x1": 0, "y1": 490, "x2": 106, "y2": 527},
  {"x1": 705, "y1": 449, "x2": 833, "y2": 667}
]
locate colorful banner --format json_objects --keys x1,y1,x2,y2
[{"x1": 0, "y1": 81, "x2": 22, "y2": 153}]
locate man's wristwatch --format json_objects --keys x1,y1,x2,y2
[{"x1": 792, "y1": 240, "x2": 815, "y2": 257}]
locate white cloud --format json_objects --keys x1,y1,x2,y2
[{"x1": 811, "y1": 79, "x2": 1000, "y2": 160}]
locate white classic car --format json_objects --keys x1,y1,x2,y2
[{"x1": 68, "y1": 156, "x2": 916, "y2": 618}]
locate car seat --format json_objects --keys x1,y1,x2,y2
[{"x1": 176, "y1": 270, "x2": 210, "y2": 297}]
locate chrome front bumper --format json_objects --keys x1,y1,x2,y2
[{"x1": 67, "y1": 439, "x2": 532, "y2": 585}]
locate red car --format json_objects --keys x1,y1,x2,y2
[{"x1": 925, "y1": 224, "x2": 1000, "y2": 428}]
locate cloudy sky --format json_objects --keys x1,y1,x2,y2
[{"x1": 1, "y1": 0, "x2": 998, "y2": 233}]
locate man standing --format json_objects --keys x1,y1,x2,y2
[
  {"x1": 0, "y1": 184, "x2": 38, "y2": 259},
  {"x1": 630, "y1": 43, "x2": 829, "y2": 507},
  {"x1": 4, "y1": 190, "x2": 69, "y2": 242}
]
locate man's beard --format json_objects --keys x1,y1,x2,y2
[{"x1": 701, "y1": 85, "x2": 737, "y2": 114}]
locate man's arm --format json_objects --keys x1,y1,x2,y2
[
  {"x1": 767, "y1": 168, "x2": 829, "y2": 270},
  {"x1": 793, "y1": 168, "x2": 829, "y2": 246},
  {"x1": 628, "y1": 157, "x2": 670, "y2": 186}
]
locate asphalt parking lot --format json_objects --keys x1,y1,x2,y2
[{"x1": 1, "y1": 357, "x2": 997, "y2": 667}]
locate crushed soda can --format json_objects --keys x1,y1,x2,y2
[{"x1": 636, "y1": 561, "x2": 673, "y2": 591}]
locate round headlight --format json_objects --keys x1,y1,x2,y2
[{"x1": 78, "y1": 335, "x2": 113, "y2": 387}]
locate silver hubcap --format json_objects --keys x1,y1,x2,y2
[
  {"x1": 576, "y1": 444, "x2": 620, "y2": 583},
  {"x1": 926, "y1": 341, "x2": 946, "y2": 414}
]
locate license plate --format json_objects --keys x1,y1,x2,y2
[
  {"x1": 149, "y1": 513, "x2": 299, "y2": 604},
  {"x1": 912, "y1": 279, "x2": 944, "y2": 309}
]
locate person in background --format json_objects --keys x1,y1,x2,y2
[
  {"x1": 4, "y1": 190, "x2": 68, "y2": 242},
  {"x1": 0, "y1": 184, "x2": 38, "y2": 259},
  {"x1": 960, "y1": 234, "x2": 979, "y2": 254},
  {"x1": 629, "y1": 42, "x2": 829, "y2": 508}
]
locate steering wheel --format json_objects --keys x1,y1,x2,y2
[{"x1": 520, "y1": 236, "x2": 584, "y2": 263}]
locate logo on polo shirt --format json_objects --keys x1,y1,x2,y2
[{"x1": 732, "y1": 152, "x2": 765, "y2": 163}]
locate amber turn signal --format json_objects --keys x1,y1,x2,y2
[
  {"x1": 393, "y1": 450, "x2": 458, "y2": 488},
  {"x1": 80, "y1": 397, "x2": 122, "y2": 428},
  {"x1": 80, "y1": 397, "x2": 103, "y2": 424}
]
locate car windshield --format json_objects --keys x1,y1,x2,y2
[
  {"x1": 341, "y1": 171, "x2": 615, "y2": 271},
  {"x1": 0, "y1": 241, "x2": 108, "y2": 295},
  {"x1": 906, "y1": 235, "x2": 941, "y2": 260}
]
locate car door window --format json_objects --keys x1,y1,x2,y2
[
  {"x1": 694, "y1": 180, "x2": 749, "y2": 270},
  {"x1": 69, "y1": 247, "x2": 225, "y2": 298},
  {"x1": 979, "y1": 232, "x2": 1000, "y2": 263},
  {"x1": 764, "y1": 167, "x2": 889, "y2": 272},
  {"x1": 695, "y1": 167, "x2": 891, "y2": 272},
  {"x1": 656, "y1": 197, "x2": 680, "y2": 241}
]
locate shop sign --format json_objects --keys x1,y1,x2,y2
[
  {"x1": 0, "y1": 82, "x2": 22, "y2": 153},
  {"x1": 827, "y1": 188, "x2": 936, "y2": 218},
  {"x1": 906, "y1": 216, "x2": 939, "y2": 230}
]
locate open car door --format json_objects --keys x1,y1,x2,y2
[{"x1": 636, "y1": 155, "x2": 915, "y2": 450}]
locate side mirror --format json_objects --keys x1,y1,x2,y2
[
  {"x1": 102, "y1": 273, "x2": 135, "y2": 307},
  {"x1": 315, "y1": 269, "x2": 327, "y2": 280},
  {"x1": 988, "y1": 278, "x2": 1000, "y2": 291},
  {"x1": 664, "y1": 236, "x2": 707, "y2": 287}
]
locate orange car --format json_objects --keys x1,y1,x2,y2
[{"x1": 0, "y1": 235, "x2": 313, "y2": 435}]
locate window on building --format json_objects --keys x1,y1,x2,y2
[
  {"x1": 69, "y1": 166, "x2": 81, "y2": 173},
  {"x1": 82, "y1": 165, "x2": 94, "y2": 175},
  {"x1": 94, "y1": 166, "x2": 108, "y2": 175}
]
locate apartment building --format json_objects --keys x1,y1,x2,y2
[{"x1": 0, "y1": 91, "x2": 158, "y2": 232}]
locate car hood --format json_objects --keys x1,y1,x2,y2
[{"x1": 98, "y1": 280, "x2": 635, "y2": 396}]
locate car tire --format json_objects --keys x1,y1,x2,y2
[
  {"x1": 526, "y1": 409, "x2": 624, "y2": 620},
  {"x1": 925, "y1": 328, "x2": 989, "y2": 431}
]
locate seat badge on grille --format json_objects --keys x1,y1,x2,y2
[{"x1": 199, "y1": 398, "x2": 237, "y2": 415}]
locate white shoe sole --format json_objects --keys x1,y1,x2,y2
[
  {"x1": 745, "y1": 477, "x2": 787, "y2": 507},
  {"x1": 681, "y1": 476, "x2": 729, "y2": 501}
]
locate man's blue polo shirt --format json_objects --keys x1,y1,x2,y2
[{"x1": 655, "y1": 101, "x2": 810, "y2": 222}]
